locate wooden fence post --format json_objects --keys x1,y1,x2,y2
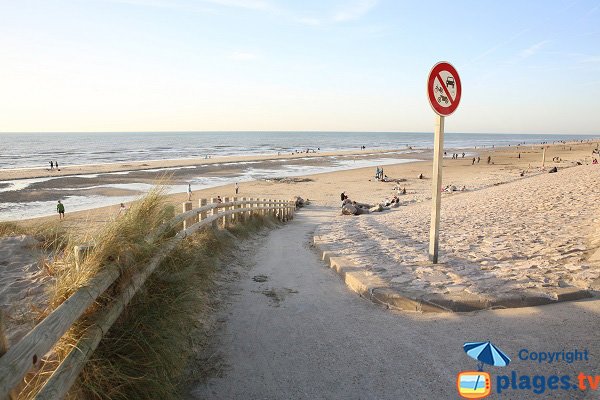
[
  {"x1": 232, "y1": 197, "x2": 238, "y2": 224},
  {"x1": 261, "y1": 198, "x2": 267, "y2": 217},
  {"x1": 182, "y1": 201, "x2": 194, "y2": 230},
  {"x1": 222, "y1": 197, "x2": 230, "y2": 227},
  {"x1": 199, "y1": 199, "x2": 207, "y2": 223},
  {"x1": 211, "y1": 197, "x2": 219, "y2": 228},
  {"x1": 240, "y1": 197, "x2": 246, "y2": 222}
]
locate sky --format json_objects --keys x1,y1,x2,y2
[{"x1": 0, "y1": 0, "x2": 599, "y2": 134}]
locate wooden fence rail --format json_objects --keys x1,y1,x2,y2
[{"x1": 0, "y1": 198, "x2": 296, "y2": 400}]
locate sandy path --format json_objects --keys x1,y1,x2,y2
[{"x1": 187, "y1": 207, "x2": 599, "y2": 400}]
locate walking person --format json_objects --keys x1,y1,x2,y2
[
  {"x1": 55, "y1": 161, "x2": 59, "y2": 171},
  {"x1": 187, "y1": 183, "x2": 192, "y2": 201},
  {"x1": 235, "y1": 182, "x2": 239, "y2": 195},
  {"x1": 49, "y1": 161, "x2": 53, "y2": 170},
  {"x1": 57, "y1": 200, "x2": 65, "y2": 220}
]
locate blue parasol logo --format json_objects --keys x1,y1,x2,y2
[{"x1": 463, "y1": 341, "x2": 511, "y2": 371}]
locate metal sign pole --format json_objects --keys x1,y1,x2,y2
[{"x1": 429, "y1": 114, "x2": 445, "y2": 263}]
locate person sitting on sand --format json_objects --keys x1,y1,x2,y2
[
  {"x1": 593, "y1": 159, "x2": 598, "y2": 164},
  {"x1": 340, "y1": 192, "x2": 346, "y2": 201},
  {"x1": 57, "y1": 200, "x2": 65, "y2": 220},
  {"x1": 418, "y1": 173, "x2": 424, "y2": 179}
]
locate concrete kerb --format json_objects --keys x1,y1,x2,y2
[{"x1": 313, "y1": 228, "x2": 593, "y2": 313}]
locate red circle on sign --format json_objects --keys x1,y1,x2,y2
[{"x1": 427, "y1": 61, "x2": 461, "y2": 116}]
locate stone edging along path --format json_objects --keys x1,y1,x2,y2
[{"x1": 313, "y1": 228, "x2": 595, "y2": 313}]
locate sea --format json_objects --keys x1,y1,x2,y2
[
  {"x1": 1, "y1": 131, "x2": 597, "y2": 170},
  {"x1": 1, "y1": 131, "x2": 598, "y2": 221}
]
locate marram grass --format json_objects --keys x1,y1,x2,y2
[{"x1": 17, "y1": 188, "x2": 276, "y2": 399}]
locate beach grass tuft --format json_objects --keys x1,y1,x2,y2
[{"x1": 17, "y1": 189, "x2": 276, "y2": 399}]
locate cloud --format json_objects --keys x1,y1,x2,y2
[
  {"x1": 333, "y1": 0, "x2": 378, "y2": 22},
  {"x1": 519, "y1": 40, "x2": 549, "y2": 58},
  {"x1": 229, "y1": 51, "x2": 258, "y2": 61}
]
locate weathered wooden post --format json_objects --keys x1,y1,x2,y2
[
  {"x1": 271, "y1": 199, "x2": 276, "y2": 219},
  {"x1": 232, "y1": 197, "x2": 239, "y2": 224},
  {"x1": 262, "y1": 198, "x2": 267, "y2": 217},
  {"x1": 222, "y1": 197, "x2": 230, "y2": 227},
  {"x1": 211, "y1": 197, "x2": 219, "y2": 228},
  {"x1": 199, "y1": 199, "x2": 207, "y2": 223},
  {"x1": 182, "y1": 201, "x2": 195, "y2": 230},
  {"x1": 249, "y1": 198, "x2": 255, "y2": 218},
  {"x1": 241, "y1": 197, "x2": 247, "y2": 222},
  {"x1": 542, "y1": 146, "x2": 547, "y2": 167}
]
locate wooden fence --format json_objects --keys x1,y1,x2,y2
[{"x1": 0, "y1": 197, "x2": 296, "y2": 400}]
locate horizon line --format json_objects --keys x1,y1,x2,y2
[{"x1": 0, "y1": 130, "x2": 598, "y2": 136}]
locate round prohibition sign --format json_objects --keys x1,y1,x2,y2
[{"x1": 427, "y1": 61, "x2": 462, "y2": 116}]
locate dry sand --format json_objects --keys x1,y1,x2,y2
[
  {"x1": 317, "y1": 164, "x2": 600, "y2": 299},
  {"x1": 0, "y1": 236, "x2": 52, "y2": 346}
]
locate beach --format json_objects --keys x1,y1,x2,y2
[
  {"x1": 1, "y1": 139, "x2": 599, "y2": 342},
  {"x1": 7, "y1": 139, "x2": 596, "y2": 227}
]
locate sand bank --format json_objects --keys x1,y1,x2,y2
[{"x1": 0, "y1": 148, "x2": 414, "y2": 181}]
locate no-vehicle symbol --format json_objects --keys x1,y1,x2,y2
[{"x1": 427, "y1": 61, "x2": 461, "y2": 116}]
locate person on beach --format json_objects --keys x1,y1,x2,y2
[
  {"x1": 188, "y1": 183, "x2": 192, "y2": 201},
  {"x1": 472, "y1": 157, "x2": 476, "y2": 165},
  {"x1": 55, "y1": 161, "x2": 59, "y2": 171},
  {"x1": 217, "y1": 196, "x2": 222, "y2": 203},
  {"x1": 487, "y1": 156, "x2": 491, "y2": 164},
  {"x1": 49, "y1": 161, "x2": 53, "y2": 170},
  {"x1": 477, "y1": 156, "x2": 480, "y2": 163},
  {"x1": 57, "y1": 200, "x2": 65, "y2": 220},
  {"x1": 118, "y1": 203, "x2": 128, "y2": 216},
  {"x1": 235, "y1": 182, "x2": 239, "y2": 195}
]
